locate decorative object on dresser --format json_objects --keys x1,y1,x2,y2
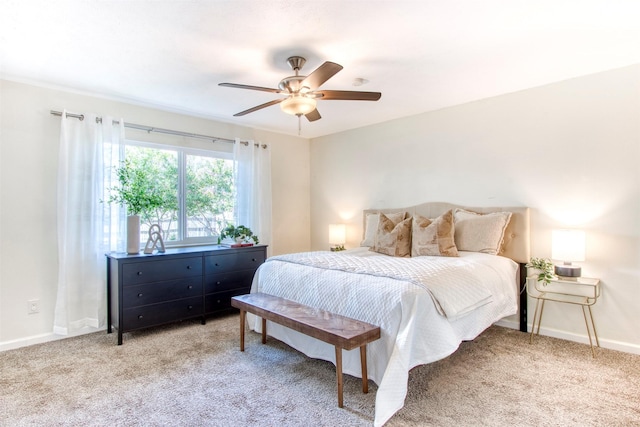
[
  {"x1": 218, "y1": 224, "x2": 259, "y2": 247},
  {"x1": 106, "y1": 244, "x2": 267, "y2": 345},
  {"x1": 143, "y1": 224, "x2": 166, "y2": 254}
]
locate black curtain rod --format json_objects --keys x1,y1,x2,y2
[{"x1": 50, "y1": 110, "x2": 266, "y2": 148}]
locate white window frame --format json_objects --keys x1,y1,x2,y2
[{"x1": 123, "y1": 139, "x2": 234, "y2": 247}]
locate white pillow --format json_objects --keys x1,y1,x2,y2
[
  {"x1": 453, "y1": 209, "x2": 512, "y2": 255},
  {"x1": 361, "y1": 211, "x2": 406, "y2": 247}
]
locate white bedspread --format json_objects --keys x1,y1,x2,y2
[{"x1": 248, "y1": 248, "x2": 518, "y2": 426}]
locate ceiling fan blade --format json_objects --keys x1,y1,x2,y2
[
  {"x1": 316, "y1": 90, "x2": 381, "y2": 101},
  {"x1": 219, "y1": 83, "x2": 281, "y2": 94},
  {"x1": 301, "y1": 62, "x2": 343, "y2": 90},
  {"x1": 233, "y1": 99, "x2": 284, "y2": 117},
  {"x1": 305, "y1": 109, "x2": 321, "y2": 122}
]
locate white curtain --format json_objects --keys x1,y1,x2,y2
[
  {"x1": 233, "y1": 138, "x2": 272, "y2": 250},
  {"x1": 54, "y1": 111, "x2": 125, "y2": 335}
]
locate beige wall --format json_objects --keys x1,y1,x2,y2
[
  {"x1": 0, "y1": 79, "x2": 310, "y2": 348},
  {"x1": 310, "y1": 64, "x2": 640, "y2": 354}
]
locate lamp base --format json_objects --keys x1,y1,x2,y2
[{"x1": 554, "y1": 264, "x2": 581, "y2": 277}]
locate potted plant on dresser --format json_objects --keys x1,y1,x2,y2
[
  {"x1": 105, "y1": 159, "x2": 164, "y2": 254},
  {"x1": 218, "y1": 224, "x2": 259, "y2": 247}
]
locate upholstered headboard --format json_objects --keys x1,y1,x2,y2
[{"x1": 363, "y1": 202, "x2": 530, "y2": 264}]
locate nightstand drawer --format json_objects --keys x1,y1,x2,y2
[
  {"x1": 204, "y1": 250, "x2": 265, "y2": 274},
  {"x1": 204, "y1": 270, "x2": 255, "y2": 293},
  {"x1": 122, "y1": 257, "x2": 202, "y2": 285},
  {"x1": 122, "y1": 278, "x2": 203, "y2": 308},
  {"x1": 123, "y1": 297, "x2": 203, "y2": 329}
]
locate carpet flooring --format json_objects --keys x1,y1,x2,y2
[{"x1": 1, "y1": 313, "x2": 639, "y2": 426}]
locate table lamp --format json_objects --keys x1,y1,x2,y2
[
  {"x1": 552, "y1": 229, "x2": 585, "y2": 277},
  {"x1": 329, "y1": 224, "x2": 346, "y2": 251}
]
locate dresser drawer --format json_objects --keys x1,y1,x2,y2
[
  {"x1": 123, "y1": 256, "x2": 202, "y2": 285},
  {"x1": 123, "y1": 297, "x2": 203, "y2": 330},
  {"x1": 205, "y1": 289, "x2": 248, "y2": 314},
  {"x1": 122, "y1": 278, "x2": 203, "y2": 308},
  {"x1": 204, "y1": 249, "x2": 265, "y2": 274},
  {"x1": 204, "y1": 270, "x2": 255, "y2": 294}
]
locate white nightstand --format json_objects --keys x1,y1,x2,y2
[{"x1": 526, "y1": 276, "x2": 601, "y2": 357}]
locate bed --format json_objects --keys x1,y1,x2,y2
[{"x1": 248, "y1": 202, "x2": 530, "y2": 426}]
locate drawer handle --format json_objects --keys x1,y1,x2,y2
[
  {"x1": 188, "y1": 285, "x2": 193, "y2": 290},
  {"x1": 137, "y1": 272, "x2": 143, "y2": 276},
  {"x1": 216, "y1": 281, "x2": 221, "y2": 285},
  {"x1": 187, "y1": 265, "x2": 192, "y2": 269},
  {"x1": 188, "y1": 305, "x2": 193, "y2": 310},
  {"x1": 215, "y1": 263, "x2": 219, "y2": 267},
  {"x1": 137, "y1": 293, "x2": 143, "y2": 298},
  {"x1": 138, "y1": 315, "x2": 143, "y2": 320},
  {"x1": 252, "y1": 258, "x2": 256, "y2": 262}
]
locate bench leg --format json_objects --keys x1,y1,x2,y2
[
  {"x1": 261, "y1": 318, "x2": 267, "y2": 344},
  {"x1": 335, "y1": 346, "x2": 343, "y2": 408},
  {"x1": 239, "y1": 310, "x2": 246, "y2": 352},
  {"x1": 360, "y1": 345, "x2": 368, "y2": 394}
]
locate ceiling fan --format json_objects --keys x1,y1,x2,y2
[{"x1": 219, "y1": 56, "x2": 381, "y2": 122}]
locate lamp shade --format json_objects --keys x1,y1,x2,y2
[
  {"x1": 280, "y1": 94, "x2": 317, "y2": 115},
  {"x1": 552, "y1": 229, "x2": 585, "y2": 277},
  {"x1": 552, "y1": 229, "x2": 586, "y2": 262},
  {"x1": 329, "y1": 224, "x2": 346, "y2": 245}
]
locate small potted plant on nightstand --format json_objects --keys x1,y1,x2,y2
[
  {"x1": 526, "y1": 257, "x2": 555, "y2": 286},
  {"x1": 218, "y1": 224, "x2": 259, "y2": 247}
]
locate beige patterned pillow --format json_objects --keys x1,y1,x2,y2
[
  {"x1": 361, "y1": 211, "x2": 407, "y2": 247},
  {"x1": 371, "y1": 213, "x2": 412, "y2": 257},
  {"x1": 453, "y1": 209, "x2": 512, "y2": 255},
  {"x1": 411, "y1": 210, "x2": 459, "y2": 257}
]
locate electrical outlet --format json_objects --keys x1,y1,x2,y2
[{"x1": 28, "y1": 299, "x2": 40, "y2": 314}]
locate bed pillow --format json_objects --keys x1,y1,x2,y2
[
  {"x1": 453, "y1": 208, "x2": 512, "y2": 255},
  {"x1": 361, "y1": 211, "x2": 406, "y2": 247},
  {"x1": 411, "y1": 210, "x2": 459, "y2": 257},
  {"x1": 371, "y1": 213, "x2": 412, "y2": 257}
]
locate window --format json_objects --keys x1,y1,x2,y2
[{"x1": 120, "y1": 140, "x2": 234, "y2": 246}]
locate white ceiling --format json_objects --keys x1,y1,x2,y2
[{"x1": 1, "y1": 0, "x2": 639, "y2": 138}]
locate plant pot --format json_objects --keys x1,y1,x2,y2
[{"x1": 127, "y1": 215, "x2": 141, "y2": 254}]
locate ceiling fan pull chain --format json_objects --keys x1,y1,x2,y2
[{"x1": 298, "y1": 115, "x2": 301, "y2": 135}]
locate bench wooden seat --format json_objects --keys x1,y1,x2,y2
[{"x1": 231, "y1": 292, "x2": 381, "y2": 408}]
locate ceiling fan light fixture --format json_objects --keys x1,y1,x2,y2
[{"x1": 280, "y1": 94, "x2": 317, "y2": 116}]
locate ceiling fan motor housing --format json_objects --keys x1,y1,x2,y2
[{"x1": 278, "y1": 75, "x2": 308, "y2": 93}]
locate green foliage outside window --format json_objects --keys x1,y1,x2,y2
[{"x1": 105, "y1": 143, "x2": 235, "y2": 243}]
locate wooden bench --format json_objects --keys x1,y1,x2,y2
[{"x1": 231, "y1": 292, "x2": 381, "y2": 408}]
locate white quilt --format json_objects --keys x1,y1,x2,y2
[{"x1": 248, "y1": 248, "x2": 518, "y2": 426}]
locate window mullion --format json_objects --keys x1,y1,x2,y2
[{"x1": 178, "y1": 151, "x2": 187, "y2": 241}]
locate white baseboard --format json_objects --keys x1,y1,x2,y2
[
  {"x1": 0, "y1": 326, "x2": 103, "y2": 352},
  {"x1": 495, "y1": 319, "x2": 640, "y2": 355}
]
